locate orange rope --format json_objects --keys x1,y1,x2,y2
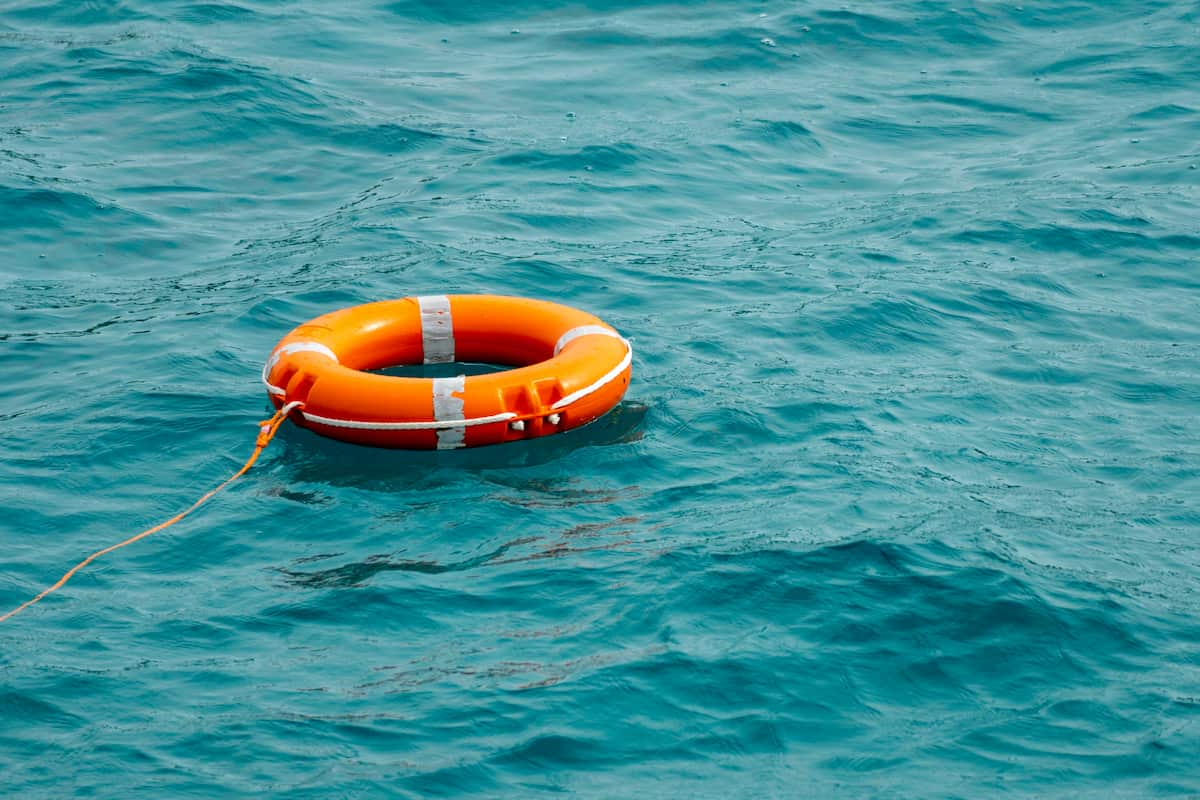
[{"x1": 0, "y1": 405, "x2": 297, "y2": 624}]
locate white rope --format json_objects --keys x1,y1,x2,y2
[
  {"x1": 280, "y1": 400, "x2": 305, "y2": 416},
  {"x1": 299, "y1": 410, "x2": 517, "y2": 431}
]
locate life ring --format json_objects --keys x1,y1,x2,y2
[{"x1": 262, "y1": 295, "x2": 633, "y2": 449}]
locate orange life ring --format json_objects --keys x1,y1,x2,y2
[{"x1": 262, "y1": 295, "x2": 633, "y2": 449}]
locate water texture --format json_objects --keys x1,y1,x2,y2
[{"x1": 2, "y1": 1, "x2": 1199, "y2": 796}]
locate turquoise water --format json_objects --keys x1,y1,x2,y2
[{"x1": 3, "y1": 0, "x2": 1200, "y2": 795}]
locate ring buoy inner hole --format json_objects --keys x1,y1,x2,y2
[{"x1": 370, "y1": 361, "x2": 512, "y2": 379}]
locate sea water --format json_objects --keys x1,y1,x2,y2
[{"x1": 2, "y1": 1, "x2": 1199, "y2": 796}]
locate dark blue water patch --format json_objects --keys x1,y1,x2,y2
[
  {"x1": 492, "y1": 142, "x2": 644, "y2": 173},
  {"x1": 1157, "y1": 233, "x2": 1200, "y2": 251},
  {"x1": 746, "y1": 118, "x2": 824, "y2": 151},
  {"x1": 1, "y1": 1, "x2": 156, "y2": 26},
  {"x1": 165, "y1": 53, "x2": 319, "y2": 100},
  {"x1": 907, "y1": 93, "x2": 1059, "y2": 122},
  {"x1": 835, "y1": 116, "x2": 1010, "y2": 144},
  {"x1": 0, "y1": 689, "x2": 86, "y2": 729},
  {"x1": 783, "y1": 6, "x2": 1002, "y2": 57},
  {"x1": 1128, "y1": 103, "x2": 1198, "y2": 122},
  {"x1": 174, "y1": 2, "x2": 259, "y2": 24},
  {"x1": 0, "y1": 184, "x2": 155, "y2": 233},
  {"x1": 380, "y1": 0, "x2": 598, "y2": 24},
  {"x1": 321, "y1": 122, "x2": 445, "y2": 155},
  {"x1": 400, "y1": 760, "x2": 502, "y2": 797},
  {"x1": 986, "y1": 360, "x2": 1092, "y2": 388},
  {"x1": 815, "y1": 297, "x2": 951, "y2": 354},
  {"x1": 951, "y1": 220, "x2": 1177, "y2": 259},
  {"x1": 1109, "y1": 378, "x2": 1197, "y2": 406},
  {"x1": 548, "y1": 25, "x2": 656, "y2": 49}
]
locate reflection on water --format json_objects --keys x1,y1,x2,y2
[
  {"x1": 278, "y1": 516, "x2": 641, "y2": 589},
  {"x1": 485, "y1": 478, "x2": 638, "y2": 509},
  {"x1": 277, "y1": 538, "x2": 536, "y2": 588},
  {"x1": 272, "y1": 400, "x2": 649, "y2": 488}
]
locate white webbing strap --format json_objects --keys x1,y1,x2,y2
[
  {"x1": 417, "y1": 294, "x2": 454, "y2": 365},
  {"x1": 261, "y1": 341, "x2": 339, "y2": 396},
  {"x1": 432, "y1": 375, "x2": 466, "y2": 449}
]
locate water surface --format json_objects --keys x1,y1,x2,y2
[{"x1": 2, "y1": 1, "x2": 1199, "y2": 796}]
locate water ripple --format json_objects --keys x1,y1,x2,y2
[{"x1": 2, "y1": 0, "x2": 1199, "y2": 796}]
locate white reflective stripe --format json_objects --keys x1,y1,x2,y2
[
  {"x1": 554, "y1": 324, "x2": 621, "y2": 356},
  {"x1": 551, "y1": 339, "x2": 632, "y2": 410},
  {"x1": 417, "y1": 294, "x2": 454, "y2": 364},
  {"x1": 432, "y1": 374, "x2": 466, "y2": 449},
  {"x1": 299, "y1": 411, "x2": 515, "y2": 430},
  {"x1": 261, "y1": 341, "x2": 339, "y2": 396}
]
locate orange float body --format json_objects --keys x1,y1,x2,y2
[{"x1": 263, "y1": 295, "x2": 632, "y2": 449}]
